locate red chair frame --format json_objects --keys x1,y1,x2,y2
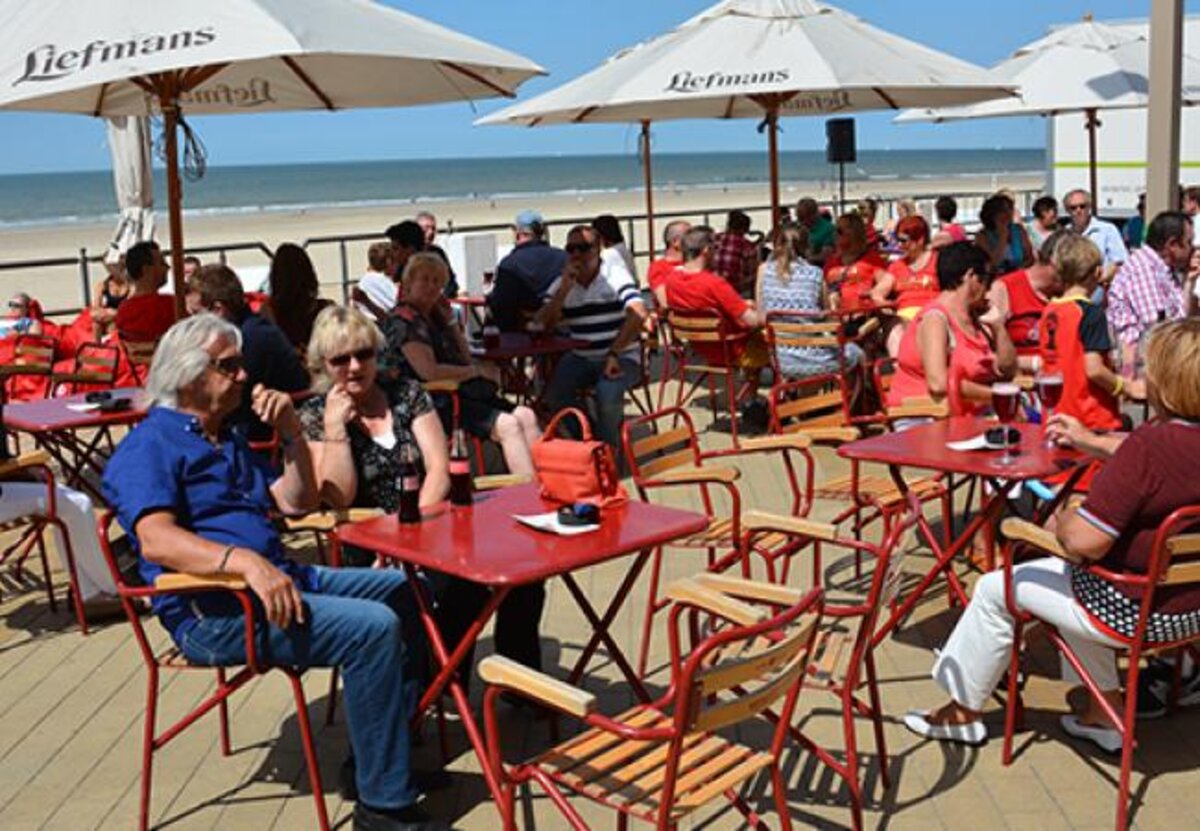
[
  {"x1": 50, "y1": 340, "x2": 120, "y2": 396},
  {"x1": 665, "y1": 308, "x2": 754, "y2": 446},
  {"x1": 96, "y1": 512, "x2": 329, "y2": 831}
]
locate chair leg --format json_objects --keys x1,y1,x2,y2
[
  {"x1": 841, "y1": 692, "x2": 864, "y2": 831},
  {"x1": 1002, "y1": 622, "x2": 1025, "y2": 766},
  {"x1": 288, "y1": 673, "x2": 331, "y2": 831},
  {"x1": 216, "y1": 668, "x2": 233, "y2": 756},
  {"x1": 636, "y1": 546, "x2": 666, "y2": 678},
  {"x1": 725, "y1": 371, "x2": 739, "y2": 447},
  {"x1": 50, "y1": 517, "x2": 88, "y2": 635},
  {"x1": 864, "y1": 650, "x2": 889, "y2": 790},
  {"x1": 139, "y1": 668, "x2": 160, "y2": 831},
  {"x1": 325, "y1": 668, "x2": 340, "y2": 726},
  {"x1": 771, "y1": 763, "x2": 794, "y2": 831}
]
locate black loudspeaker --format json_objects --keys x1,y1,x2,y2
[{"x1": 826, "y1": 118, "x2": 856, "y2": 164}]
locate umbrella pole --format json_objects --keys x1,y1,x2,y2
[
  {"x1": 766, "y1": 108, "x2": 780, "y2": 226},
  {"x1": 162, "y1": 100, "x2": 187, "y2": 318},
  {"x1": 641, "y1": 120, "x2": 656, "y2": 260},
  {"x1": 1085, "y1": 107, "x2": 1100, "y2": 208}
]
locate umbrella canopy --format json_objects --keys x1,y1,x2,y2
[
  {"x1": 0, "y1": 0, "x2": 544, "y2": 311},
  {"x1": 895, "y1": 18, "x2": 1200, "y2": 202},
  {"x1": 105, "y1": 116, "x2": 155, "y2": 266},
  {"x1": 479, "y1": 0, "x2": 1012, "y2": 236}
]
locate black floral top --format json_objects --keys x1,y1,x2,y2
[
  {"x1": 297, "y1": 379, "x2": 434, "y2": 513},
  {"x1": 379, "y1": 303, "x2": 469, "y2": 382}
]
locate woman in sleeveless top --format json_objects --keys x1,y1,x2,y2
[
  {"x1": 758, "y1": 224, "x2": 863, "y2": 379},
  {"x1": 872, "y1": 215, "x2": 940, "y2": 356},
  {"x1": 887, "y1": 241, "x2": 1016, "y2": 415},
  {"x1": 823, "y1": 212, "x2": 886, "y2": 310},
  {"x1": 91, "y1": 266, "x2": 130, "y2": 339},
  {"x1": 976, "y1": 194, "x2": 1033, "y2": 275}
]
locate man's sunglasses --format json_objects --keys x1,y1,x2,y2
[
  {"x1": 565, "y1": 242, "x2": 595, "y2": 255},
  {"x1": 1066, "y1": 203, "x2": 1089, "y2": 212},
  {"x1": 209, "y1": 355, "x2": 245, "y2": 378},
  {"x1": 328, "y1": 347, "x2": 376, "y2": 367}
]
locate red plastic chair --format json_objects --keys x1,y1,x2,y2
[
  {"x1": 1000, "y1": 508, "x2": 1200, "y2": 831},
  {"x1": 665, "y1": 308, "x2": 754, "y2": 446},
  {"x1": 95, "y1": 512, "x2": 330, "y2": 831},
  {"x1": 479, "y1": 579, "x2": 825, "y2": 831}
]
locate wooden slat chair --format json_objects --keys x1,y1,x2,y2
[
  {"x1": 688, "y1": 498, "x2": 920, "y2": 831},
  {"x1": 665, "y1": 308, "x2": 753, "y2": 446},
  {"x1": 0, "y1": 449, "x2": 89, "y2": 632},
  {"x1": 95, "y1": 512, "x2": 329, "y2": 831},
  {"x1": 621, "y1": 406, "x2": 821, "y2": 676},
  {"x1": 118, "y1": 333, "x2": 158, "y2": 386},
  {"x1": 50, "y1": 341, "x2": 120, "y2": 396},
  {"x1": 1000, "y1": 509, "x2": 1200, "y2": 831},
  {"x1": 479, "y1": 580, "x2": 824, "y2": 831},
  {"x1": 3, "y1": 333, "x2": 57, "y2": 400}
]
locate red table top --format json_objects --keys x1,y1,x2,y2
[
  {"x1": 838, "y1": 416, "x2": 1085, "y2": 480},
  {"x1": 469, "y1": 332, "x2": 589, "y2": 361},
  {"x1": 3, "y1": 388, "x2": 149, "y2": 433},
  {"x1": 337, "y1": 484, "x2": 709, "y2": 586}
]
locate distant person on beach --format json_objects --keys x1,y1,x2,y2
[
  {"x1": 538, "y1": 224, "x2": 646, "y2": 449},
  {"x1": 592, "y1": 213, "x2": 638, "y2": 281},
  {"x1": 976, "y1": 193, "x2": 1033, "y2": 275},
  {"x1": 796, "y1": 197, "x2": 835, "y2": 262},
  {"x1": 646, "y1": 220, "x2": 691, "y2": 308},
  {"x1": 185, "y1": 263, "x2": 310, "y2": 441},
  {"x1": 488, "y1": 209, "x2": 567, "y2": 333},
  {"x1": 987, "y1": 229, "x2": 1069, "y2": 371},
  {"x1": 115, "y1": 240, "x2": 176, "y2": 342},
  {"x1": 824, "y1": 212, "x2": 886, "y2": 309},
  {"x1": 664, "y1": 225, "x2": 769, "y2": 391},
  {"x1": 353, "y1": 241, "x2": 398, "y2": 322},
  {"x1": 712, "y1": 209, "x2": 759, "y2": 296},
  {"x1": 1064, "y1": 188, "x2": 1127, "y2": 282},
  {"x1": 267, "y1": 243, "x2": 333, "y2": 353},
  {"x1": 931, "y1": 196, "x2": 969, "y2": 249},
  {"x1": 1027, "y1": 195, "x2": 1060, "y2": 250}
]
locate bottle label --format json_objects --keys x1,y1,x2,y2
[
  {"x1": 402, "y1": 476, "x2": 419, "y2": 491},
  {"x1": 449, "y1": 459, "x2": 470, "y2": 475}
]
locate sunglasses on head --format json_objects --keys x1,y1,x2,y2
[
  {"x1": 209, "y1": 355, "x2": 245, "y2": 378},
  {"x1": 328, "y1": 347, "x2": 376, "y2": 367},
  {"x1": 565, "y1": 242, "x2": 595, "y2": 255}
]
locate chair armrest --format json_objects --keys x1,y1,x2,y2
[
  {"x1": 645, "y1": 465, "x2": 740, "y2": 486},
  {"x1": 740, "y1": 509, "x2": 839, "y2": 542},
  {"x1": 693, "y1": 572, "x2": 807, "y2": 607},
  {"x1": 887, "y1": 397, "x2": 949, "y2": 419},
  {"x1": 422, "y1": 379, "x2": 460, "y2": 394},
  {"x1": 284, "y1": 508, "x2": 382, "y2": 533},
  {"x1": 1000, "y1": 518, "x2": 1082, "y2": 565},
  {"x1": 154, "y1": 572, "x2": 249, "y2": 592},
  {"x1": 0, "y1": 450, "x2": 52, "y2": 477},
  {"x1": 795, "y1": 426, "x2": 861, "y2": 444},
  {"x1": 663, "y1": 577, "x2": 767, "y2": 627},
  {"x1": 478, "y1": 655, "x2": 596, "y2": 718},
  {"x1": 475, "y1": 473, "x2": 532, "y2": 492},
  {"x1": 731, "y1": 434, "x2": 813, "y2": 453}
]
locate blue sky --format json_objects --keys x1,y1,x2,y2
[{"x1": 0, "y1": 0, "x2": 1193, "y2": 174}]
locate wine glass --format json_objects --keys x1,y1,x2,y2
[
  {"x1": 991, "y1": 382, "x2": 1021, "y2": 466},
  {"x1": 1035, "y1": 372, "x2": 1064, "y2": 447}
]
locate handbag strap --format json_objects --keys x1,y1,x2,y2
[{"x1": 541, "y1": 407, "x2": 594, "y2": 442}]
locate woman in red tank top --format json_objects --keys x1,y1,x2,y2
[
  {"x1": 887, "y1": 242, "x2": 1017, "y2": 415},
  {"x1": 872, "y1": 215, "x2": 939, "y2": 356},
  {"x1": 823, "y1": 212, "x2": 885, "y2": 310}
]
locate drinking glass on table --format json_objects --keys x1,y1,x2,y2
[
  {"x1": 991, "y1": 381, "x2": 1021, "y2": 466},
  {"x1": 1035, "y1": 372, "x2": 1064, "y2": 447}
]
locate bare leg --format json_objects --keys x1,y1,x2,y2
[{"x1": 492, "y1": 412, "x2": 534, "y2": 476}]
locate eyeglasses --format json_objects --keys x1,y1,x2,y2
[
  {"x1": 897, "y1": 235, "x2": 912, "y2": 244},
  {"x1": 7, "y1": 300, "x2": 25, "y2": 310},
  {"x1": 208, "y1": 355, "x2": 245, "y2": 378},
  {"x1": 565, "y1": 242, "x2": 595, "y2": 255},
  {"x1": 1066, "y1": 203, "x2": 1089, "y2": 212},
  {"x1": 327, "y1": 347, "x2": 376, "y2": 367}
]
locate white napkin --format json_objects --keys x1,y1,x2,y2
[
  {"x1": 513, "y1": 512, "x2": 600, "y2": 536},
  {"x1": 946, "y1": 432, "x2": 1006, "y2": 451},
  {"x1": 65, "y1": 403, "x2": 101, "y2": 413}
]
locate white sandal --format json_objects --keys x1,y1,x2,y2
[
  {"x1": 1059, "y1": 715, "x2": 1122, "y2": 754},
  {"x1": 903, "y1": 710, "x2": 988, "y2": 746}
]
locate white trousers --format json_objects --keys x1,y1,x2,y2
[
  {"x1": 0, "y1": 481, "x2": 116, "y2": 601},
  {"x1": 932, "y1": 557, "x2": 1122, "y2": 711}
]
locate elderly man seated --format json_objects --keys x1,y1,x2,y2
[
  {"x1": 101, "y1": 315, "x2": 447, "y2": 831},
  {"x1": 488, "y1": 210, "x2": 568, "y2": 332}
]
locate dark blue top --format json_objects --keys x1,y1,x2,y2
[
  {"x1": 102, "y1": 406, "x2": 316, "y2": 642},
  {"x1": 488, "y1": 240, "x2": 567, "y2": 331},
  {"x1": 234, "y1": 310, "x2": 309, "y2": 441}
]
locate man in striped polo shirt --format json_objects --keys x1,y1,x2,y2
[{"x1": 537, "y1": 224, "x2": 649, "y2": 447}]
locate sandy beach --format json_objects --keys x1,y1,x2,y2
[{"x1": 0, "y1": 171, "x2": 1042, "y2": 317}]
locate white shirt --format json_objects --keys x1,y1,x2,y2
[
  {"x1": 1082, "y1": 217, "x2": 1129, "y2": 268},
  {"x1": 355, "y1": 271, "x2": 397, "y2": 315}
]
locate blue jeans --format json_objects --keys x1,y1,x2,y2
[
  {"x1": 544, "y1": 352, "x2": 639, "y2": 448},
  {"x1": 177, "y1": 566, "x2": 422, "y2": 810}
]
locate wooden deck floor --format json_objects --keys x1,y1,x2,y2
[{"x1": 2, "y1": 404, "x2": 1199, "y2": 830}]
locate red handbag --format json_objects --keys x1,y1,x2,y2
[{"x1": 531, "y1": 408, "x2": 627, "y2": 508}]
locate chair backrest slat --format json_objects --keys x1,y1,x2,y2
[
  {"x1": 639, "y1": 448, "x2": 697, "y2": 479},
  {"x1": 1162, "y1": 533, "x2": 1200, "y2": 585},
  {"x1": 775, "y1": 389, "x2": 843, "y2": 420},
  {"x1": 631, "y1": 426, "x2": 693, "y2": 460}
]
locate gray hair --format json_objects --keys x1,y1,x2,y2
[
  {"x1": 146, "y1": 313, "x2": 242, "y2": 408},
  {"x1": 663, "y1": 220, "x2": 691, "y2": 248}
]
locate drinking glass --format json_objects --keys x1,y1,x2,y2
[
  {"x1": 991, "y1": 382, "x2": 1021, "y2": 466},
  {"x1": 1035, "y1": 373, "x2": 1064, "y2": 447}
]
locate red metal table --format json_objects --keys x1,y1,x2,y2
[
  {"x1": 468, "y1": 332, "x2": 589, "y2": 407},
  {"x1": 2, "y1": 388, "x2": 149, "y2": 501},
  {"x1": 839, "y1": 417, "x2": 1087, "y2": 646},
  {"x1": 336, "y1": 483, "x2": 708, "y2": 813}
]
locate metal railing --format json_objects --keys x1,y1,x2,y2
[{"x1": 1, "y1": 187, "x2": 1042, "y2": 321}]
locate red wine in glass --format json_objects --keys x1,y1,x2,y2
[
  {"x1": 991, "y1": 382, "x2": 1021, "y2": 466},
  {"x1": 1036, "y1": 373, "x2": 1064, "y2": 447}
]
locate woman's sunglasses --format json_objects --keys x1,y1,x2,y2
[{"x1": 328, "y1": 347, "x2": 376, "y2": 367}]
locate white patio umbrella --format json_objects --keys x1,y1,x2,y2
[
  {"x1": 479, "y1": 0, "x2": 1013, "y2": 242},
  {"x1": 0, "y1": 0, "x2": 544, "y2": 312},
  {"x1": 896, "y1": 18, "x2": 1200, "y2": 204},
  {"x1": 105, "y1": 116, "x2": 156, "y2": 267}
]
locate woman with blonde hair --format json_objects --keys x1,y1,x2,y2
[{"x1": 906, "y1": 317, "x2": 1200, "y2": 750}]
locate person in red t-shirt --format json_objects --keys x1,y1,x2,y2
[
  {"x1": 823, "y1": 212, "x2": 886, "y2": 310},
  {"x1": 871, "y1": 215, "x2": 939, "y2": 356},
  {"x1": 663, "y1": 225, "x2": 768, "y2": 385},
  {"x1": 986, "y1": 229, "x2": 1066, "y2": 371},
  {"x1": 646, "y1": 219, "x2": 691, "y2": 309},
  {"x1": 114, "y1": 240, "x2": 177, "y2": 342},
  {"x1": 711, "y1": 210, "x2": 759, "y2": 296}
]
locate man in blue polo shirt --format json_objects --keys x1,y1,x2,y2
[{"x1": 102, "y1": 314, "x2": 446, "y2": 831}]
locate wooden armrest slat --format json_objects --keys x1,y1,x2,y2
[
  {"x1": 649, "y1": 465, "x2": 740, "y2": 486},
  {"x1": 740, "y1": 510, "x2": 838, "y2": 542},
  {"x1": 793, "y1": 426, "x2": 861, "y2": 443},
  {"x1": 154, "y1": 573, "x2": 248, "y2": 592},
  {"x1": 734, "y1": 434, "x2": 812, "y2": 453},
  {"x1": 664, "y1": 578, "x2": 767, "y2": 627},
  {"x1": 284, "y1": 508, "x2": 383, "y2": 533},
  {"x1": 693, "y1": 573, "x2": 806, "y2": 607},
  {"x1": 1000, "y1": 518, "x2": 1081, "y2": 564},
  {"x1": 474, "y1": 473, "x2": 532, "y2": 492},
  {"x1": 478, "y1": 655, "x2": 596, "y2": 717},
  {"x1": 0, "y1": 450, "x2": 52, "y2": 477}
]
